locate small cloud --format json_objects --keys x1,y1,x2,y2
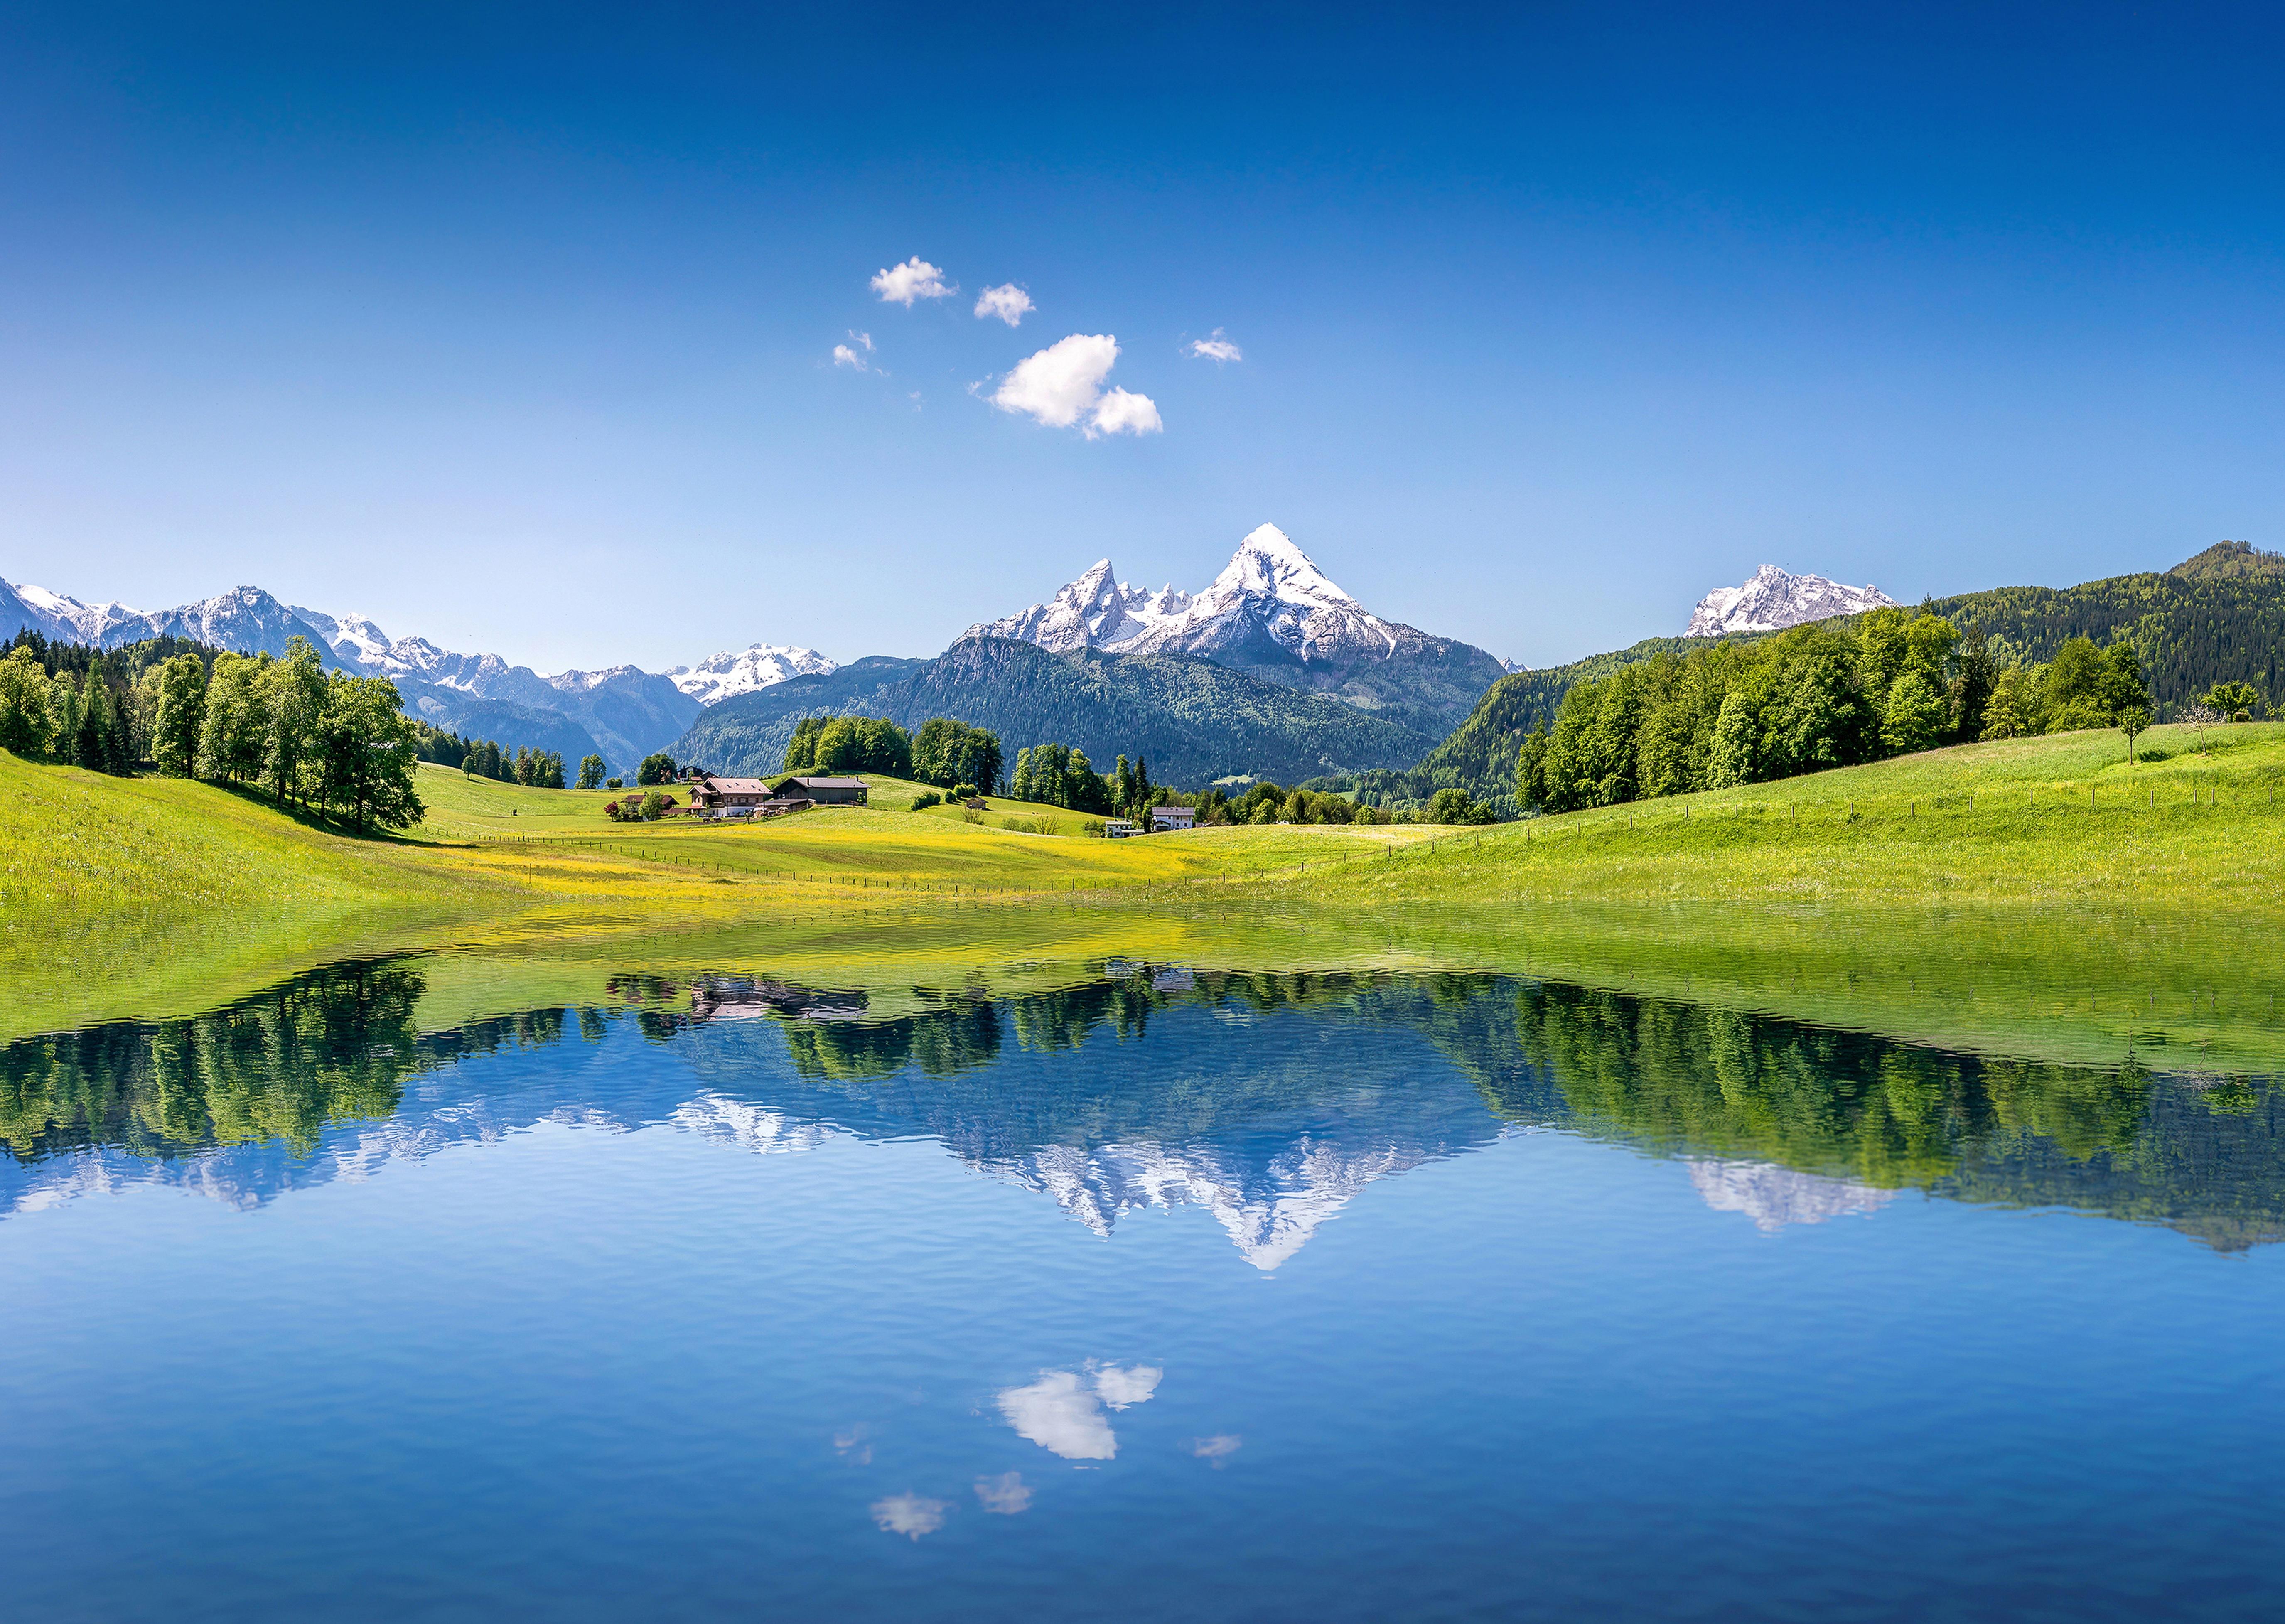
[
  {"x1": 871, "y1": 256, "x2": 953, "y2": 305},
  {"x1": 870, "y1": 1492, "x2": 948, "y2": 1540},
  {"x1": 1186, "y1": 329, "x2": 1242, "y2": 363},
  {"x1": 974, "y1": 1472, "x2": 1032, "y2": 1514},
  {"x1": 998, "y1": 1370, "x2": 1117, "y2": 1460},
  {"x1": 833, "y1": 1425, "x2": 872, "y2": 1464},
  {"x1": 832, "y1": 344, "x2": 869, "y2": 371},
  {"x1": 974, "y1": 283, "x2": 1034, "y2": 327},
  {"x1": 1192, "y1": 1435, "x2": 1242, "y2": 1467},
  {"x1": 1088, "y1": 388, "x2": 1162, "y2": 439},
  {"x1": 1093, "y1": 1364, "x2": 1163, "y2": 1409},
  {"x1": 850, "y1": 330, "x2": 875, "y2": 351}
]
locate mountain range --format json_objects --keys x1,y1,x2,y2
[
  {"x1": 0, "y1": 576, "x2": 841, "y2": 776},
  {"x1": 6, "y1": 528, "x2": 1982, "y2": 791},
  {"x1": 2, "y1": 523, "x2": 1515, "y2": 785}
]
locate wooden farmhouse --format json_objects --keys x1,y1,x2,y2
[{"x1": 686, "y1": 776, "x2": 774, "y2": 811}]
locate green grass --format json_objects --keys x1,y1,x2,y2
[{"x1": 10, "y1": 727, "x2": 2285, "y2": 1073}]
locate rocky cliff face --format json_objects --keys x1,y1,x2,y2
[{"x1": 1687, "y1": 564, "x2": 1898, "y2": 636}]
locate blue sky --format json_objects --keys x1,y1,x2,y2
[{"x1": 3, "y1": 2, "x2": 2283, "y2": 672}]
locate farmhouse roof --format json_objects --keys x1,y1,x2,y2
[
  {"x1": 698, "y1": 776, "x2": 773, "y2": 794},
  {"x1": 788, "y1": 776, "x2": 868, "y2": 789}
]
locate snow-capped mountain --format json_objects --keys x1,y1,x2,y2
[
  {"x1": 666, "y1": 643, "x2": 839, "y2": 707},
  {"x1": 1687, "y1": 565, "x2": 1899, "y2": 637},
  {"x1": 970, "y1": 524, "x2": 1392, "y2": 663},
  {"x1": 2, "y1": 578, "x2": 351, "y2": 666},
  {"x1": 967, "y1": 524, "x2": 1511, "y2": 732},
  {"x1": 2, "y1": 580, "x2": 149, "y2": 644},
  {"x1": 5, "y1": 570, "x2": 828, "y2": 771}
]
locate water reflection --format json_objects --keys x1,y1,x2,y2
[{"x1": 5, "y1": 956, "x2": 2283, "y2": 1253}]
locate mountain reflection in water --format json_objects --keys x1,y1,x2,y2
[{"x1": 5, "y1": 957, "x2": 2283, "y2": 1254}]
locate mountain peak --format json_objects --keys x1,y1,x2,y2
[
  {"x1": 1687, "y1": 565, "x2": 1897, "y2": 637},
  {"x1": 1212, "y1": 523, "x2": 1358, "y2": 610},
  {"x1": 668, "y1": 642, "x2": 839, "y2": 705}
]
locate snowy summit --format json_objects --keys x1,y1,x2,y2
[
  {"x1": 1686, "y1": 565, "x2": 1899, "y2": 637},
  {"x1": 968, "y1": 523, "x2": 1401, "y2": 667},
  {"x1": 666, "y1": 644, "x2": 840, "y2": 707}
]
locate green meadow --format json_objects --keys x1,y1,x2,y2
[{"x1": 7, "y1": 723, "x2": 2285, "y2": 1072}]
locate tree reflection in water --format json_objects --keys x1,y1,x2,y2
[{"x1": 4, "y1": 956, "x2": 2281, "y2": 1251}]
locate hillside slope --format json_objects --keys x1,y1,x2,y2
[
  {"x1": 1411, "y1": 549, "x2": 2285, "y2": 803},
  {"x1": 671, "y1": 636, "x2": 1440, "y2": 784}
]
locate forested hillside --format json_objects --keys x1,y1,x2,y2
[
  {"x1": 1402, "y1": 548, "x2": 2285, "y2": 805},
  {"x1": 1926, "y1": 559, "x2": 2285, "y2": 707},
  {"x1": 671, "y1": 636, "x2": 1439, "y2": 785}
]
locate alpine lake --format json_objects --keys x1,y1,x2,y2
[{"x1": 7, "y1": 903, "x2": 2285, "y2": 1624}]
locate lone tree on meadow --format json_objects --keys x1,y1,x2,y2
[
  {"x1": 2205, "y1": 680, "x2": 2262, "y2": 722},
  {"x1": 2096, "y1": 643, "x2": 2154, "y2": 765}
]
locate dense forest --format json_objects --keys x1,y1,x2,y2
[
  {"x1": 0, "y1": 633, "x2": 423, "y2": 831},
  {"x1": 1511, "y1": 611, "x2": 2152, "y2": 813}
]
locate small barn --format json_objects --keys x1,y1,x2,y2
[{"x1": 769, "y1": 775, "x2": 869, "y2": 806}]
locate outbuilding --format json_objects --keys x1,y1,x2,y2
[{"x1": 768, "y1": 775, "x2": 869, "y2": 806}]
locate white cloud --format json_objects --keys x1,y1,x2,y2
[
  {"x1": 1087, "y1": 387, "x2": 1162, "y2": 439},
  {"x1": 974, "y1": 283, "x2": 1034, "y2": 326},
  {"x1": 974, "y1": 1472, "x2": 1032, "y2": 1514},
  {"x1": 832, "y1": 344, "x2": 868, "y2": 371},
  {"x1": 989, "y1": 333, "x2": 1162, "y2": 438},
  {"x1": 997, "y1": 1370, "x2": 1118, "y2": 1459},
  {"x1": 850, "y1": 330, "x2": 874, "y2": 350},
  {"x1": 991, "y1": 333, "x2": 1120, "y2": 428},
  {"x1": 870, "y1": 256, "x2": 953, "y2": 305},
  {"x1": 1192, "y1": 1435, "x2": 1242, "y2": 1467},
  {"x1": 1093, "y1": 1364, "x2": 1163, "y2": 1409},
  {"x1": 1186, "y1": 328, "x2": 1242, "y2": 363},
  {"x1": 995, "y1": 1364, "x2": 1163, "y2": 1460},
  {"x1": 870, "y1": 1493, "x2": 948, "y2": 1540}
]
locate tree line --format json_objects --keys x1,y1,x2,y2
[
  {"x1": 1512, "y1": 609, "x2": 2155, "y2": 814},
  {"x1": 0, "y1": 633, "x2": 425, "y2": 833},
  {"x1": 413, "y1": 722, "x2": 601, "y2": 791},
  {"x1": 772, "y1": 714, "x2": 1007, "y2": 794}
]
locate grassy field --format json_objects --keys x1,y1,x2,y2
[{"x1": 8, "y1": 725, "x2": 2285, "y2": 1069}]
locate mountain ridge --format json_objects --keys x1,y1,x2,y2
[
  {"x1": 671, "y1": 636, "x2": 1441, "y2": 785},
  {"x1": 968, "y1": 524, "x2": 1510, "y2": 736}
]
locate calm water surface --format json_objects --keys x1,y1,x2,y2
[{"x1": 6, "y1": 959, "x2": 2284, "y2": 1622}]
